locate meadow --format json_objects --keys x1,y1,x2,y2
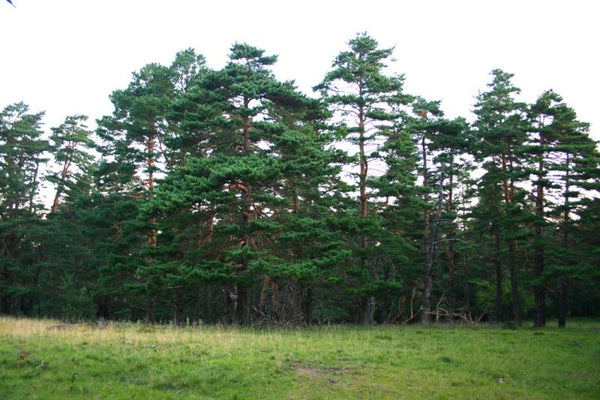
[{"x1": 1, "y1": 317, "x2": 599, "y2": 399}]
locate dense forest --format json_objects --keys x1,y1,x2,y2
[{"x1": 1, "y1": 34, "x2": 598, "y2": 327}]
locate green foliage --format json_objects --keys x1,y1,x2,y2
[
  {"x1": 0, "y1": 103, "x2": 49, "y2": 315},
  {"x1": 0, "y1": 35, "x2": 598, "y2": 326}
]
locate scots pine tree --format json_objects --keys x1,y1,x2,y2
[
  {"x1": 315, "y1": 33, "x2": 411, "y2": 324},
  {"x1": 0, "y1": 102, "x2": 48, "y2": 315},
  {"x1": 472, "y1": 69, "x2": 530, "y2": 325}
]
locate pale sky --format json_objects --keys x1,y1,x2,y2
[{"x1": 1, "y1": 0, "x2": 598, "y2": 139}]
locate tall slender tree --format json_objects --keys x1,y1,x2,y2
[
  {"x1": 0, "y1": 102, "x2": 48, "y2": 315},
  {"x1": 472, "y1": 69, "x2": 530, "y2": 325},
  {"x1": 372, "y1": 119, "x2": 421, "y2": 323},
  {"x1": 405, "y1": 98, "x2": 471, "y2": 323},
  {"x1": 96, "y1": 61, "x2": 178, "y2": 322},
  {"x1": 542, "y1": 101, "x2": 598, "y2": 327},
  {"x1": 315, "y1": 33, "x2": 410, "y2": 324},
  {"x1": 426, "y1": 116, "x2": 471, "y2": 318}
]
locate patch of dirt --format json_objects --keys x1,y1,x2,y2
[
  {"x1": 291, "y1": 362, "x2": 350, "y2": 378},
  {"x1": 294, "y1": 366, "x2": 322, "y2": 376}
]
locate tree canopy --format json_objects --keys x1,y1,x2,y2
[{"x1": 1, "y1": 34, "x2": 598, "y2": 327}]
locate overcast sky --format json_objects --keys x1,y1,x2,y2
[{"x1": 1, "y1": 0, "x2": 598, "y2": 139}]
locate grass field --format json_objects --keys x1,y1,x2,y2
[{"x1": 1, "y1": 317, "x2": 599, "y2": 399}]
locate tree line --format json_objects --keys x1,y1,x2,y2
[{"x1": 1, "y1": 34, "x2": 598, "y2": 326}]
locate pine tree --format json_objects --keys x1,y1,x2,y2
[
  {"x1": 96, "y1": 61, "x2": 177, "y2": 322},
  {"x1": 538, "y1": 98, "x2": 599, "y2": 327},
  {"x1": 404, "y1": 98, "x2": 471, "y2": 323},
  {"x1": 472, "y1": 69, "x2": 530, "y2": 325},
  {"x1": 426, "y1": 116, "x2": 471, "y2": 318},
  {"x1": 0, "y1": 102, "x2": 49, "y2": 315},
  {"x1": 148, "y1": 44, "x2": 345, "y2": 325},
  {"x1": 315, "y1": 33, "x2": 411, "y2": 324},
  {"x1": 372, "y1": 118, "x2": 422, "y2": 323}
]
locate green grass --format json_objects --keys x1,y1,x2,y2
[{"x1": 1, "y1": 317, "x2": 599, "y2": 399}]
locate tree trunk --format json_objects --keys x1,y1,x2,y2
[
  {"x1": 20, "y1": 297, "x2": 34, "y2": 316},
  {"x1": 236, "y1": 286, "x2": 250, "y2": 326},
  {"x1": 258, "y1": 275, "x2": 271, "y2": 313},
  {"x1": 51, "y1": 157, "x2": 72, "y2": 213},
  {"x1": 1, "y1": 295, "x2": 11, "y2": 315},
  {"x1": 147, "y1": 134, "x2": 157, "y2": 246},
  {"x1": 533, "y1": 241, "x2": 546, "y2": 327},
  {"x1": 302, "y1": 285, "x2": 313, "y2": 326},
  {"x1": 145, "y1": 296, "x2": 155, "y2": 324},
  {"x1": 508, "y1": 240, "x2": 522, "y2": 325},
  {"x1": 28, "y1": 159, "x2": 40, "y2": 213},
  {"x1": 533, "y1": 141, "x2": 546, "y2": 327},
  {"x1": 362, "y1": 296, "x2": 376, "y2": 325},
  {"x1": 494, "y1": 235, "x2": 503, "y2": 322},
  {"x1": 559, "y1": 155, "x2": 571, "y2": 328},
  {"x1": 173, "y1": 290, "x2": 184, "y2": 326},
  {"x1": 420, "y1": 136, "x2": 432, "y2": 325},
  {"x1": 422, "y1": 172, "x2": 444, "y2": 325},
  {"x1": 558, "y1": 281, "x2": 567, "y2": 328},
  {"x1": 446, "y1": 173, "x2": 456, "y2": 313},
  {"x1": 233, "y1": 107, "x2": 252, "y2": 327},
  {"x1": 463, "y1": 253, "x2": 471, "y2": 311},
  {"x1": 357, "y1": 98, "x2": 373, "y2": 326},
  {"x1": 500, "y1": 154, "x2": 522, "y2": 325},
  {"x1": 96, "y1": 296, "x2": 111, "y2": 320},
  {"x1": 201, "y1": 287, "x2": 212, "y2": 324},
  {"x1": 225, "y1": 286, "x2": 237, "y2": 324},
  {"x1": 271, "y1": 281, "x2": 279, "y2": 317}
]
